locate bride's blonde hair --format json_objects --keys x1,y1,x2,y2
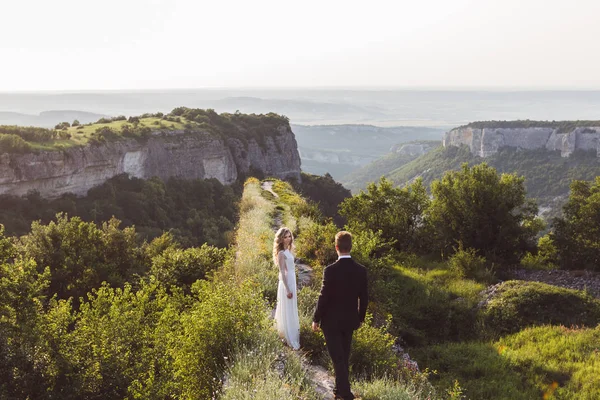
[{"x1": 273, "y1": 227, "x2": 295, "y2": 264}]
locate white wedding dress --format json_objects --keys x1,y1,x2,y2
[{"x1": 274, "y1": 249, "x2": 300, "y2": 350}]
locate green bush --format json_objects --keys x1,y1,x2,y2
[
  {"x1": 448, "y1": 245, "x2": 492, "y2": 281},
  {"x1": 18, "y1": 214, "x2": 145, "y2": 303},
  {"x1": 481, "y1": 280, "x2": 600, "y2": 336},
  {"x1": 150, "y1": 244, "x2": 229, "y2": 291},
  {"x1": 294, "y1": 217, "x2": 338, "y2": 268},
  {"x1": 350, "y1": 314, "x2": 397, "y2": 379},
  {"x1": 171, "y1": 280, "x2": 268, "y2": 399},
  {"x1": 0, "y1": 133, "x2": 32, "y2": 153},
  {"x1": 297, "y1": 287, "x2": 328, "y2": 363}
]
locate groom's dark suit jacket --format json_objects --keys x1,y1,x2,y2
[{"x1": 313, "y1": 257, "x2": 368, "y2": 331}]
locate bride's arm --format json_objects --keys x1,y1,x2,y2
[{"x1": 277, "y1": 251, "x2": 291, "y2": 295}]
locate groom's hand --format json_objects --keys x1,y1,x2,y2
[{"x1": 312, "y1": 322, "x2": 320, "y2": 332}]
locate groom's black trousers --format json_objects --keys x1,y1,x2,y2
[{"x1": 322, "y1": 326, "x2": 354, "y2": 399}]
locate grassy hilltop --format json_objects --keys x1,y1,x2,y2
[{"x1": 0, "y1": 107, "x2": 290, "y2": 153}]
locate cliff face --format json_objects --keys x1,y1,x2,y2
[
  {"x1": 443, "y1": 126, "x2": 600, "y2": 157},
  {"x1": 0, "y1": 127, "x2": 301, "y2": 198}
]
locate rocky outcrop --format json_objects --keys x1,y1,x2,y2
[
  {"x1": 0, "y1": 127, "x2": 301, "y2": 198},
  {"x1": 443, "y1": 126, "x2": 600, "y2": 157}
]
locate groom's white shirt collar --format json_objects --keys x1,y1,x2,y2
[{"x1": 338, "y1": 255, "x2": 351, "y2": 259}]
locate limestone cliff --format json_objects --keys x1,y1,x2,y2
[
  {"x1": 0, "y1": 127, "x2": 301, "y2": 198},
  {"x1": 443, "y1": 125, "x2": 600, "y2": 157}
]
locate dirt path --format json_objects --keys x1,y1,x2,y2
[{"x1": 260, "y1": 181, "x2": 336, "y2": 400}]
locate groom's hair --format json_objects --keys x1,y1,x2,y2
[{"x1": 335, "y1": 231, "x2": 352, "y2": 253}]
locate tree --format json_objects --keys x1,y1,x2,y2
[
  {"x1": 339, "y1": 177, "x2": 430, "y2": 253},
  {"x1": 428, "y1": 163, "x2": 542, "y2": 265},
  {"x1": 552, "y1": 177, "x2": 600, "y2": 270},
  {"x1": 72, "y1": 119, "x2": 80, "y2": 127},
  {"x1": 18, "y1": 213, "x2": 145, "y2": 303}
]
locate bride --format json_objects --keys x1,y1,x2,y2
[{"x1": 273, "y1": 227, "x2": 300, "y2": 350}]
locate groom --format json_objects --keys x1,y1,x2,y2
[{"x1": 312, "y1": 231, "x2": 368, "y2": 400}]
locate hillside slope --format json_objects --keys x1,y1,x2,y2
[{"x1": 379, "y1": 145, "x2": 600, "y2": 218}]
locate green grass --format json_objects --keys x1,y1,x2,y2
[
  {"x1": 16, "y1": 117, "x2": 194, "y2": 151},
  {"x1": 412, "y1": 341, "x2": 541, "y2": 400},
  {"x1": 499, "y1": 325, "x2": 600, "y2": 400},
  {"x1": 413, "y1": 325, "x2": 600, "y2": 400},
  {"x1": 375, "y1": 263, "x2": 486, "y2": 345},
  {"x1": 353, "y1": 376, "x2": 439, "y2": 400},
  {"x1": 220, "y1": 328, "x2": 320, "y2": 400},
  {"x1": 66, "y1": 117, "x2": 188, "y2": 137}
]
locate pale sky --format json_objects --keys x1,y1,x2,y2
[{"x1": 1, "y1": 0, "x2": 599, "y2": 91}]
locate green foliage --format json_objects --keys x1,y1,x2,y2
[
  {"x1": 18, "y1": 213, "x2": 145, "y2": 302},
  {"x1": 0, "y1": 125, "x2": 57, "y2": 142},
  {"x1": 0, "y1": 225, "x2": 15, "y2": 263},
  {"x1": 340, "y1": 177, "x2": 430, "y2": 254},
  {"x1": 150, "y1": 244, "x2": 229, "y2": 291},
  {"x1": 294, "y1": 216, "x2": 339, "y2": 269},
  {"x1": 498, "y1": 325, "x2": 600, "y2": 399},
  {"x1": 292, "y1": 172, "x2": 351, "y2": 226},
  {"x1": 54, "y1": 121, "x2": 70, "y2": 130},
  {"x1": 65, "y1": 281, "x2": 178, "y2": 398},
  {"x1": 373, "y1": 264, "x2": 485, "y2": 345},
  {"x1": 381, "y1": 145, "x2": 600, "y2": 225},
  {"x1": 230, "y1": 179, "x2": 278, "y2": 301},
  {"x1": 552, "y1": 177, "x2": 600, "y2": 270},
  {"x1": 172, "y1": 107, "x2": 290, "y2": 148},
  {"x1": 480, "y1": 280, "x2": 600, "y2": 336},
  {"x1": 172, "y1": 280, "x2": 268, "y2": 399},
  {"x1": 0, "y1": 174, "x2": 240, "y2": 247},
  {"x1": 448, "y1": 245, "x2": 492, "y2": 282},
  {"x1": 1, "y1": 109, "x2": 289, "y2": 153},
  {"x1": 350, "y1": 314, "x2": 397, "y2": 378},
  {"x1": 0, "y1": 133, "x2": 33, "y2": 153},
  {"x1": 0, "y1": 258, "x2": 52, "y2": 398},
  {"x1": 221, "y1": 328, "x2": 320, "y2": 400},
  {"x1": 428, "y1": 163, "x2": 542, "y2": 265}
]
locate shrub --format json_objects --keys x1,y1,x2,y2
[
  {"x1": 448, "y1": 245, "x2": 491, "y2": 281},
  {"x1": 350, "y1": 314, "x2": 397, "y2": 379},
  {"x1": 480, "y1": 280, "x2": 600, "y2": 336},
  {"x1": 150, "y1": 244, "x2": 229, "y2": 291},
  {"x1": 294, "y1": 217, "x2": 338, "y2": 268},
  {"x1": 0, "y1": 133, "x2": 32, "y2": 153},
  {"x1": 171, "y1": 280, "x2": 268, "y2": 399}
]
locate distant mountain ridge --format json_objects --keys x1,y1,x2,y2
[{"x1": 0, "y1": 110, "x2": 108, "y2": 127}]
